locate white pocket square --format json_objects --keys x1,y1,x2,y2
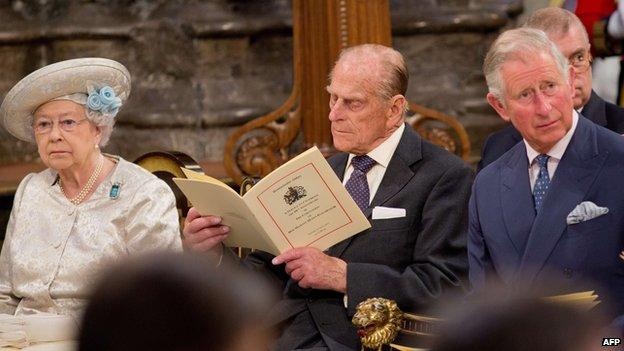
[
  {"x1": 566, "y1": 201, "x2": 608, "y2": 225},
  {"x1": 372, "y1": 206, "x2": 406, "y2": 220}
]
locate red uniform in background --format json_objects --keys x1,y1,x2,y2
[{"x1": 574, "y1": 0, "x2": 616, "y2": 56}]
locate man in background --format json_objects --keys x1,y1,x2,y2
[{"x1": 478, "y1": 7, "x2": 624, "y2": 172}]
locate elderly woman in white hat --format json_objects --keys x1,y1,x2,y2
[{"x1": 0, "y1": 58, "x2": 181, "y2": 347}]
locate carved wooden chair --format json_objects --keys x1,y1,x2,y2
[
  {"x1": 407, "y1": 102, "x2": 471, "y2": 161},
  {"x1": 134, "y1": 151, "x2": 204, "y2": 227}
]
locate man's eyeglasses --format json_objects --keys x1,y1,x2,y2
[
  {"x1": 569, "y1": 51, "x2": 593, "y2": 73},
  {"x1": 33, "y1": 118, "x2": 89, "y2": 134}
]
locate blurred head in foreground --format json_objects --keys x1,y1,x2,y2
[
  {"x1": 79, "y1": 252, "x2": 273, "y2": 351},
  {"x1": 432, "y1": 290, "x2": 608, "y2": 351}
]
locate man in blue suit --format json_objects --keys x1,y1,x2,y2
[
  {"x1": 477, "y1": 7, "x2": 624, "y2": 172},
  {"x1": 469, "y1": 27, "x2": 624, "y2": 321}
]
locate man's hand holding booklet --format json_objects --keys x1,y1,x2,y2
[{"x1": 173, "y1": 147, "x2": 371, "y2": 255}]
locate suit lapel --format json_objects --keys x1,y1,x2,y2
[
  {"x1": 369, "y1": 127, "x2": 421, "y2": 210},
  {"x1": 517, "y1": 117, "x2": 607, "y2": 282},
  {"x1": 580, "y1": 91, "x2": 607, "y2": 127},
  {"x1": 500, "y1": 144, "x2": 535, "y2": 256},
  {"x1": 328, "y1": 152, "x2": 348, "y2": 181},
  {"x1": 327, "y1": 124, "x2": 422, "y2": 258}
]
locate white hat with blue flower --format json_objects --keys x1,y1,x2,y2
[{"x1": 0, "y1": 57, "x2": 131, "y2": 142}]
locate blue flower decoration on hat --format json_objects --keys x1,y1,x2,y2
[{"x1": 86, "y1": 85, "x2": 122, "y2": 117}]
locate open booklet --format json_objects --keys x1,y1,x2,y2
[{"x1": 173, "y1": 146, "x2": 371, "y2": 256}]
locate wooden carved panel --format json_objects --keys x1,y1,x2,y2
[{"x1": 407, "y1": 102, "x2": 471, "y2": 161}]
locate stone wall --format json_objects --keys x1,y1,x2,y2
[{"x1": 0, "y1": 0, "x2": 522, "y2": 168}]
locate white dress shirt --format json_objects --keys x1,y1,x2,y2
[
  {"x1": 342, "y1": 123, "x2": 405, "y2": 204},
  {"x1": 525, "y1": 111, "x2": 579, "y2": 191}
]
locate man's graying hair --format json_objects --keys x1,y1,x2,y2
[
  {"x1": 524, "y1": 7, "x2": 590, "y2": 46},
  {"x1": 483, "y1": 28, "x2": 569, "y2": 102},
  {"x1": 330, "y1": 44, "x2": 409, "y2": 101}
]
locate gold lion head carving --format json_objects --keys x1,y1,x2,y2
[{"x1": 352, "y1": 297, "x2": 403, "y2": 351}]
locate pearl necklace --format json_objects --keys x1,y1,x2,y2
[{"x1": 59, "y1": 155, "x2": 104, "y2": 206}]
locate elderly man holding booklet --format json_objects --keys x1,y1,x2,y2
[{"x1": 183, "y1": 44, "x2": 473, "y2": 351}]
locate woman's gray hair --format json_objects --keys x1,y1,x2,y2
[
  {"x1": 85, "y1": 106, "x2": 115, "y2": 147},
  {"x1": 483, "y1": 27, "x2": 569, "y2": 103}
]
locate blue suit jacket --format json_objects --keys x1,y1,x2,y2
[{"x1": 469, "y1": 115, "x2": 624, "y2": 318}]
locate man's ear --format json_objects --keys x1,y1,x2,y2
[
  {"x1": 387, "y1": 94, "x2": 406, "y2": 125},
  {"x1": 486, "y1": 92, "x2": 510, "y2": 122}
]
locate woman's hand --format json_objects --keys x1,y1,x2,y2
[{"x1": 182, "y1": 207, "x2": 230, "y2": 255}]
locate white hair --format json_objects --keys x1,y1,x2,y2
[
  {"x1": 483, "y1": 27, "x2": 569, "y2": 102},
  {"x1": 330, "y1": 43, "x2": 409, "y2": 114}
]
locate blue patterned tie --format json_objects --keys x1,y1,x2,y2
[
  {"x1": 533, "y1": 154, "x2": 551, "y2": 213},
  {"x1": 345, "y1": 155, "x2": 376, "y2": 212}
]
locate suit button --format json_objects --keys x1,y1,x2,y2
[{"x1": 563, "y1": 268, "x2": 573, "y2": 278}]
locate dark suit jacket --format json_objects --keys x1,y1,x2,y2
[
  {"x1": 245, "y1": 125, "x2": 473, "y2": 350},
  {"x1": 477, "y1": 91, "x2": 624, "y2": 172},
  {"x1": 469, "y1": 115, "x2": 624, "y2": 318}
]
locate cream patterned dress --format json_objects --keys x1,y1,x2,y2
[{"x1": 0, "y1": 156, "x2": 182, "y2": 321}]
